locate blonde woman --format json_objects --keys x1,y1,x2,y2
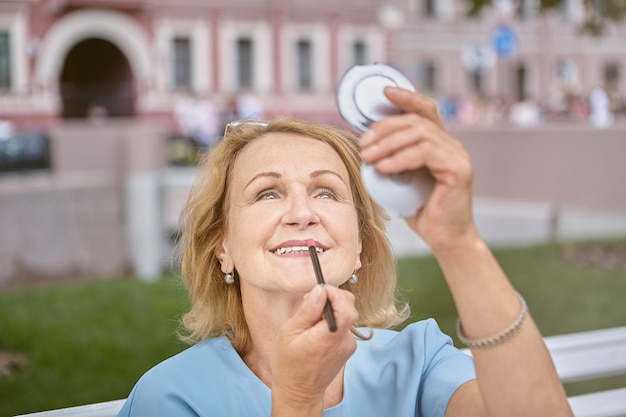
[{"x1": 118, "y1": 87, "x2": 572, "y2": 417}]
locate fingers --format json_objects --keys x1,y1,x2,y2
[
  {"x1": 292, "y1": 284, "x2": 326, "y2": 330},
  {"x1": 271, "y1": 285, "x2": 358, "y2": 402},
  {"x1": 385, "y1": 86, "x2": 443, "y2": 128},
  {"x1": 360, "y1": 115, "x2": 431, "y2": 169},
  {"x1": 361, "y1": 115, "x2": 466, "y2": 177},
  {"x1": 359, "y1": 86, "x2": 445, "y2": 154},
  {"x1": 297, "y1": 285, "x2": 358, "y2": 336},
  {"x1": 355, "y1": 87, "x2": 477, "y2": 248},
  {"x1": 358, "y1": 85, "x2": 470, "y2": 179},
  {"x1": 324, "y1": 285, "x2": 359, "y2": 331}
]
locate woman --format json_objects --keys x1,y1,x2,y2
[{"x1": 118, "y1": 87, "x2": 573, "y2": 417}]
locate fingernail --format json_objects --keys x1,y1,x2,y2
[
  {"x1": 376, "y1": 158, "x2": 392, "y2": 170},
  {"x1": 361, "y1": 143, "x2": 378, "y2": 161},
  {"x1": 360, "y1": 129, "x2": 376, "y2": 146},
  {"x1": 308, "y1": 285, "x2": 323, "y2": 304}
]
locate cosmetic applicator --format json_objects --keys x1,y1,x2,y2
[{"x1": 306, "y1": 239, "x2": 337, "y2": 332}]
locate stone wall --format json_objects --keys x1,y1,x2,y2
[
  {"x1": 1, "y1": 122, "x2": 625, "y2": 287},
  {"x1": 0, "y1": 173, "x2": 128, "y2": 286},
  {"x1": 454, "y1": 125, "x2": 626, "y2": 212},
  {"x1": 0, "y1": 120, "x2": 167, "y2": 287}
]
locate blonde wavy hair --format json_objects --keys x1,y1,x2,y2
[{"x1": 177, "y1": 117, "x2": 409, "y2": 353}]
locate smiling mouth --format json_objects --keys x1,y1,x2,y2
[{"x1": 273, "y1": 246, "x2": 324, "y2": 255}]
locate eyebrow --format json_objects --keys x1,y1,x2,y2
[{"x1": 244, "y1": 169, "x2": 346, "y2": 190}]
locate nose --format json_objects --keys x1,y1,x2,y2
[{"x1": 282, "y1": 191, "x2": 320, "y2": 228}]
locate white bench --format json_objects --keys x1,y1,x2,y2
[
  {"x1": 16, "y1": 326, "x2": 626, "y2": 417},
  {"x1": 15, "y1": 400, "x2": 126, "y2": 417},
  {"x1": 546, "y1": 326, "x2": 626, "y2": 417}
]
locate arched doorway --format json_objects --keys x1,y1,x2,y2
[{"x1": 60, "y1": 38, "x2": 135, "y2": 119}]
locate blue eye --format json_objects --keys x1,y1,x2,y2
[
  {"x1": 317, "y1": 188, "x2": 338, "y2": 200},
  {"x1": 257, "y1": 190, "x2": 279, "y2": 200}
]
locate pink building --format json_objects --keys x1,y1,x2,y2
[
  {"x1": 1, "y1": 0, "x2": 625, "y2": 286},
  {"x1": 0, "y1": 0, "x2": 392, "y2": 132},
  {"x1": 0, "y1": 0, "x2": 624, "y2": 132}
]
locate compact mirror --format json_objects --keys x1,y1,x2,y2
[{"x1": 337, "y1": 63, "x2": 435, "y2": 216}]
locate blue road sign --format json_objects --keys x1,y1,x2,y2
[{"x1": 492, "y1": 25, "x2": 518, "y2": 59}]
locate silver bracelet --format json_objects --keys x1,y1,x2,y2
[{"x1": 456, "y1": 291, "x2": 528, "y2": 349}]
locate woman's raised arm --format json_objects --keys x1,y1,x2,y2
[{"x1": 360, "y1": 87, "x2": 573, "y2": 417}]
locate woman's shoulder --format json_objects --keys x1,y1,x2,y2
[
  {"x1": 118, "y1": 337, "x2": 258, "y2": 416},
  {"x1": 351, "y1": 318, "x2": 466, "y2": 369},
  {"x1": 344, "y1": 319, "x2": 474, "y2": 417},
  {"x1": 134, "y1": 336, "x2": 236, "y2": 388},
  {"x1": 360, "y1": 318, "x2": 452, "y2": 349}
]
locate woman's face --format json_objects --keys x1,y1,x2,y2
[{"x1": 219, "y1": 132, "x2": 362, "y2": 297}]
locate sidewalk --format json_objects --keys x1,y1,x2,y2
[
  {"x1": 157, "y1": 168, "x2": 626, "y2": 280},
  {"x1": 386, "y1": 198, "x2": 626, "y2": 258},
  {"x1": 162, "y1": 167, "x2": 626, "y2": 259}
]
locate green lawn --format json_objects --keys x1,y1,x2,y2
[
  {"x1": 1, "y1": 240, "x2": 625, "y2": 416},
  {"x1": 0, "y1": 278, "x2": 189, "y2": 416}
]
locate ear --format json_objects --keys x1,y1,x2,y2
[
  {"x1": 215, "y1": 239, "x2": 233, "y2": 273},
  {"x1": 355, "y1": 235, "x2": 363, "y2": 271}
]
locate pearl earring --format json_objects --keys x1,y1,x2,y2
[
  {"x1": 224, "y1": 272, "x2": 234, "y2": 285},
  {"x1": 348, "y1": 271, "x2": 358, "y2": 284}
]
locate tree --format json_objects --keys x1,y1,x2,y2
[
  {"x1": 581, "y1": 0, "x2": 626, "y2": 35},
  {"x1": 467, "y1": 0, "x2": 626, "y2": 35}
]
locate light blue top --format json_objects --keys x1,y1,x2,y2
[{"x1": 118, "y1": 319, "x2": 475, "y2": 417}]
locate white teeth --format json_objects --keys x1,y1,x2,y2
[{"x1": 274, "y1": 246, "x2": 324, "y2": 255}]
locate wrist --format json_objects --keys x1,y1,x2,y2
[
  {"x1": 429, "y1": 226, "x2": 485, "y2": 260},
  {"x1": 430, "y1": 231, "x2": 507, "y2": 292}
]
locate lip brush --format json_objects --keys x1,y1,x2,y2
[{"x1": 306, "y1": 240, "x2": 338, "y2": 332}]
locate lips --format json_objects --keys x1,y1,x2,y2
[
  {"x1": 274, "y1": 246, "x2": 323, "y2": 255},
  {"x1": 271, "y1": 240, "x2": 326, "y2": 255}
]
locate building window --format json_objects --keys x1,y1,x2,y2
[
  {"x1": 353, "y1": 40, "x2": 367, "y2": 66},
  {"x1": 296, "y1": 39, "x2": 312, "y2": 90},
  {"x1": 516, "y1": 0, "x2": 539, "y2": 20},
  {"x1": 419, "y1": 60, "x2": 437, "y2": 93},
  {"x1": 172, "y1": 37, "x2": 191, "y2": 90},
  {"x1": 237, "y1": 38, "x2": 253, "y2": 90},
  {"x1": 516, "y1": 63, "x2": 529, "y2": 101},
  {"x1": 0, "y1": 32, "x2": 10, "y2": 89},
  {"x1": 554, "y1": 58, "x2": 579, "y2": 87},
  {"x1": 604, "y1": 63, "x2": 620, "y2": 88},
  {"x1": 423, "y1": 0, "x2": 436, "y2": 18},
  {"x1": 470, "y1": 69, "x2": 485, "y2": 97}
]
